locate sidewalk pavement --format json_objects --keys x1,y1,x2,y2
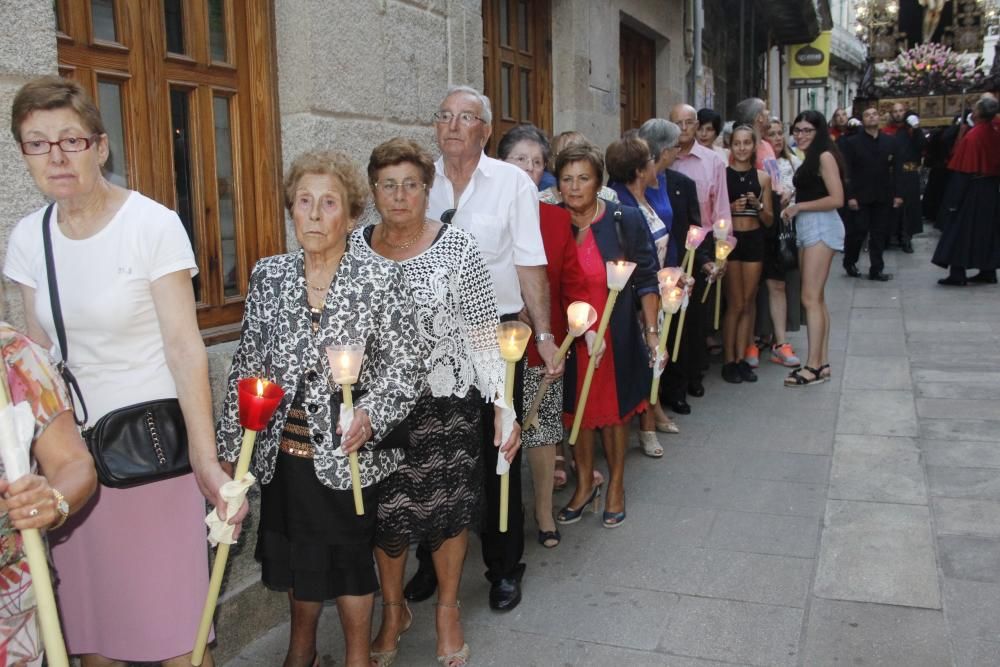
[{"x1": 223, "y1": 228, "x2": 1000, "y2": 666}]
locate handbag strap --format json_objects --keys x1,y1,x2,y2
[{"x1": 42, "y1": 204, "x2": 89, "y2": 426}]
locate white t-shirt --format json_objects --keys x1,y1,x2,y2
[
  {"x1": 4, "y1": 191, "x2": 198, "y2": 425},
  {"x1": 427, "y1": 153, "x2": 546, "y2": 316}
]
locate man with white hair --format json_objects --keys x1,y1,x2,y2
[{"x1": 403, "y1": 85, "x2": 560, "y2": 613}]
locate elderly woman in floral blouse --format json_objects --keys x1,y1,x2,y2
[
  {"x1": 0, "y1": 323, "x2": 95, "y2": 664},
  {"x1": 364, "y1": 138, "x2": 517, "y2": 667},
  {"x1": 216, "y1": 150, "x2": 423, "y2": 667}
]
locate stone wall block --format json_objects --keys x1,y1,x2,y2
[
  {"x1": 384, "y1": 3, "x2": 448, "y2": 123},
  {"x1": 306, "y1": 1, "x2": 387, "y2": 116},
  {"x1": 0, "y1": 1, "x2": 57, "y2": 79}
]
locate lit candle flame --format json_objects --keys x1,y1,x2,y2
[{"x1": 256, "y1": 378, "x2": 264, "y2": 396}]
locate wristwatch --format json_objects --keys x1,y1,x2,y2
[
  {"x1": 51, "y1": 487, "x2": 69, "y2": 530},
  {"x1": 535, "y1": 332, "x2": 555, "y2": 344}
]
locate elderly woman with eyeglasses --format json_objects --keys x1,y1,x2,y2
[{"x1": 364, "y1": 137, "x2": 518, "y2": 667}]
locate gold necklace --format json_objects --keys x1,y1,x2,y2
[{"x1": 381, "y1": 222, "x2": 426, "y2": 250}]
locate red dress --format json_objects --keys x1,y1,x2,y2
[{"x1": 563, "y1": 227, "x2": 647, "y2": 429}]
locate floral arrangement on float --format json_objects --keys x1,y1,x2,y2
[{"x1": 875, "y1": 43, "x2": 984, "y2": 94}]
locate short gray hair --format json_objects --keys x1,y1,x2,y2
[
  {"x1": 975, "y1": 94, "x2": 998, "y2": 120},
  {"x1": 443, "y1": 85, "x2": 493, "y2": 125},
  {"x1": 734, "y1": 97, "x2": 766, "y2": 126},
  {"x1": 638, "y1": 118, "x2": 681, "y2": 158}
]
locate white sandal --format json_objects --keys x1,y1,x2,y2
[{"x1": 639, "y1": 431, "x2": 664, "y2": 458}]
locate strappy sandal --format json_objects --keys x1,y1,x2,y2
[
  {"x1": 818, "y1": 364, "x2": 831, "y2": 380},
  {"x1": 784, "y1": 366, "x2": 825, "y2": 387},
  {"x1": 435, "y1": 601, "x2": 470, "y2": 667},
  {"x1": 553, "y1": 455, "x2": 568, "y2": 491},
  {"x1": 370, "y1": 601, "x2": 413, "y2": 667}
]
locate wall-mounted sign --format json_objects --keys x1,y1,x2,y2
[{"x1": 789, "y1": 31, "x2": 832, "y2": 89}]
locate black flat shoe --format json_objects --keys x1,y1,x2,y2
[
  {"x1": 844, "y1": 263, "x2": 861, "y2": 278},
  {"x1": 722, "y1": 362, "x2": 743, "y2": 384},
  {"x1": 736, "y1": 360, "x2": 758, "y2": 382},
  {"x1": 901, "y1": 239, "x2": 914, "y2": 253},
  {"x1": 666, "y1": 397, "x2": 691, "y2": 415},
  {"x1": 969, "y1": 272, "x2": 998, "y2": 284},
  {"x1": 869, "y1": 272, "x2": 893, "y2": 282},
  {"x1": 687, "y1": 380, "x2": 705, "y2": 397},
  {"x1": 938, "y1": 276, "x2": 968, "y2": 286},
  {"x1": 537, "y1": 530, "x2": 561, "y2": 548},
  {"x1": 489, "y1": 577, "x2": 522, "y2": 611},
  {"x1": 403, "y1": 564, "x2": 437, "y2": 602}
]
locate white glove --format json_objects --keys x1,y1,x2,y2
[
  {"x1": 204, "y1": 474, "x2": 256, "y2": 546},
  {"x1": 907, "y1": 115, "x2": 920, "y2": 128},
  {"x1": 848, "y1": 117, "x2": 862, "y2": 128}
]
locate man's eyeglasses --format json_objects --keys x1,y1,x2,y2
[
  {"x1": 508, "y1": 154, "x2": 544, "y2": 170},
  {"x1": 791, "y1": 127, "x2": 816, "y2": 136},
  {"x1": 20, "y1": 134, "x2": 100, "y2": 156},
  {"x1": 432, "y1": 111, "x2": 485, "y2": 126},
  {"x1": 374, "y1": 179, "x2": 426, "y2": 195}
]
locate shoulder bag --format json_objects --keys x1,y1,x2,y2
[
  {"x1": 777, "y1": 216, "x2": 799, "y2": 272},
  {"x1": 42, "y1": 204, "x2": 191, "y2": 488}
]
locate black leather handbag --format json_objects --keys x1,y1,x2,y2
[
  {"x1": 42, "y1": 204, "x2": 192, "y2": 488},
  {"x1": 777, "y1": 217, "x2": 799, "y2": 271}
]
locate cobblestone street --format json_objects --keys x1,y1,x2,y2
[{"x1": 226, "y1": 229, "x2": 1000, "y2": 666}]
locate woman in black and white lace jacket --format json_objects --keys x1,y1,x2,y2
[{"x1": 216, "y1": 150, "x2": 423, "y2": 667}]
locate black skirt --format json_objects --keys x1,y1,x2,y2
[
  {"x1": 256, "y1": 451, "x2": 381, "y2": 602},
  {"x1": 375, "y1": 389, "x2": 483, "y2": 557},
  {"x1": 932, "y1": 173, "x2": 1000, "y2": 271}
]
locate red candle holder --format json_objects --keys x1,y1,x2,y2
[{"x1": 237, "y1": 378, "x2": 285, "y2": 432}]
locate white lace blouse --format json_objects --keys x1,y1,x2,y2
[{"x1": 359, "y1": 225, "x2": 506, "y2": 401}]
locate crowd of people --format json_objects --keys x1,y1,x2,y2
[{"x1": 1, "y1": 73, "x2": 997, "y2": 667}]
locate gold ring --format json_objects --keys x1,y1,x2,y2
[{"x1": 29, "y1": 508, "x2": 39, "y2": 517}]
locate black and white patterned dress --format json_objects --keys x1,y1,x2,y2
[
  {"x1": 216, "y1": 238, "x2": 423, "y2": 599},
  {"x1": 361, "y1": 224, "x2": 505, "y2": 556}
]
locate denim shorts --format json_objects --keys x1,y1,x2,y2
[{"x1": 795, "y1": 209, "x2": 844, "y2": 251}]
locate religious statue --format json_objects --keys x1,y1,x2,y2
[{"x1": 918, "y1": 0, "x2": 949, "y2": 43}]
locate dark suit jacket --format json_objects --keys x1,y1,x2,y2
[
  {"x1": 841, "y1": 130, "x2": 903, "y2": 204},
  {"x1": 561, "y1": 199, "x2": 658, "y2": 418},
  {"x1": 664, "y1": 169, "x2": 713, "y2": 273}
]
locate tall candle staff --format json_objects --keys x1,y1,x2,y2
[
  {"x1": 649, "y1": 284, "x2": 685, "y2": 404},
  {"x1": 701, "y1": 236, "x2": 737, "y2": 329},
  {"x1": 671, "y1": 226, "x2": 709, "y2": 362},
  {"x1": 523, "y1": 301, "x2": 597, "y2": 430},
  {"x1": 0, "y1": 372, "x2": 69, "y2": 667},
  {"x1": 495, "y1": 321, "x2": 531, "y2": 533},
  {"x1": 568, "y1": 261, "x2": 636, "y2": 445},
  {"x1": 701, "y1": 219, "x2": 731, "y2": 308},
  {"x1": 326, "y1": 344, "x2": 366, "y2": 516},
  {"x1": 193, "y1": 377, "x2": 284, "y2": 665}
]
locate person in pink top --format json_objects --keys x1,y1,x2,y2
[{"x1": 669, "y1": 104, "x2": 730, "y2": 228}]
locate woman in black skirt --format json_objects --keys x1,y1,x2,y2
[
  {"x1": 364, "y1": 138, "x2": 518, "y2": 667},
  {"x1": 216, "y1": 150, "x2": 424, "y2": 667}
]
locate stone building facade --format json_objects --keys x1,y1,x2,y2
[{"x1": 1, "y1": 0, "x2": 693, "y2": 658}]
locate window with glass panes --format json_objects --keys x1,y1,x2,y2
[
  {"x1": 482, "y1": 0, "x2": 553, "y2": 153},
  {"x1": 54, "y1": 0, "x2": 283, "y2": 341}
]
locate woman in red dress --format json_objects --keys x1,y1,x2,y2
[{"x1": 553, "y1": 143, "x2": 660, "y2": 529}]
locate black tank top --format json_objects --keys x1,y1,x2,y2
[{"x1": 726, "y1": 167, "x2": 762, "y2": 217}]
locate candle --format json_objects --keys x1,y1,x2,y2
[
  {"x1": 569, "y1": 262, "x2": 636, "y2": 444},
  {"x1": 524, "y1": 301, "x2": 597, "y2": 431},
  {"x1": 657, "y1": 266, "x2": 684, "y2": 292},
  {"x1": 326, "y1": 344, "x2": 366, "y2": 516},
  {"x1": 193, "y1": 376, "x2": 285, "y2": 665},
  {"x1": 713, "y1": 236, "x2": 737, "y2": 329},
  {"x1": 712, "y1": 217, "x2": 730, "y2": 241},
  {"x1": 671, "y1": 227, "x2": 708, "y2": 362},
  {"x1": 0, "y1": 373, "x2": 69, "y2": 666},
  {"x1": 650, "y1": 286, "x2": 684, "y2": 403},
  {"x1": 495, "y1": 321, "x2": 531, "y2": 533}
]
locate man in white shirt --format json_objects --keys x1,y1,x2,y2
[{"x1": 404, "y1": 85, "x2": 562, "y2": 612}]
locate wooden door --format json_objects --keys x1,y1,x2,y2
[
  {"x1": 482, "y1": 0, "x2": 553, "y2": 151},
  {"x1": 620, "y1": 24, "x2": 656, "y2": 135}
]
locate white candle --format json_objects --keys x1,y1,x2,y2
[
  {"x1": 606, "y1": 261, "x2": 637, "y2": 290},
  {"x1": 566, "y1": 301, "x2": 598, "y2": 337}
]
